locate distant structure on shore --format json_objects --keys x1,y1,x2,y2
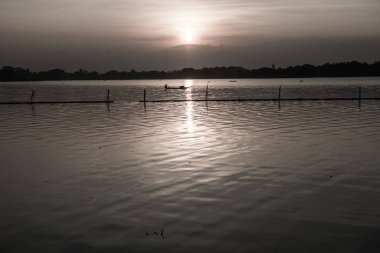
[{"x1": 1, "y1": 61, "x2": 380, "y2": 82}]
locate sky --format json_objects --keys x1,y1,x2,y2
[{"x1": 0, "y1": 0, "x2": 380, "y2": 71}]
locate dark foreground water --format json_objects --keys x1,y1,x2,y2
[{"x1": 1, "y1": 78, "x2": 380, "y2": 252}]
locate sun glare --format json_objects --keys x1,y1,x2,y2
[
  {"x1": 184, "y1": 33, "x2": 193, "y2": 44},
  {"x1": 173, "y1": 12, "x2": 205, "y2": 45}
]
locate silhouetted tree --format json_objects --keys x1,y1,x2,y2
[{"x1": 1, "y1": 61, "x2": 380, "y2": 82}]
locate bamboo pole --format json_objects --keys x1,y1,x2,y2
[
  {"x1": 137, "y1": 97, "x2": 380, "y2": 103},
  {"x1": 358, "y1": 86, "x2": 361, "y2": 107},
  {"x1": 0, "y1": 101, "x2": 114, "y2": 105},
  {"x1": 144, "y1": 89, "x2": 147, "y2": 110},
  {"x1": 30, "y1": 89, "x2": 35, "y2": 103}
]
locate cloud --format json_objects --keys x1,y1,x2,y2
[{"x1": 0, "y1": 0, "x2": 379, "y2": 70}]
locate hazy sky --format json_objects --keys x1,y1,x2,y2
[{"x1": 1, "y1": 0, "x2": 380, "y2": 71}]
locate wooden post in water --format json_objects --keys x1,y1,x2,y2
[
  {"x1": 358, "y1": 86, "x2": 362, "y2": 107},
  {"x1": 30, "y1": 89, "x2": 35, "y2": 103},
  {"x1": 106, "y1": 89, "x2": 110, "y2": 102},
  {"x1": 144, "y1": 89, "x2": 146, "y2": 103},
  {"x1": 278, "y1": 85, "x2": 282, "y2": 101},
  {"x1": 206, "y1": 85, "x2": 209, "y2": 100}
]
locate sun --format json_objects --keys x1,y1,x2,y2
[
  {"x1": 179, "y1": 26, "x2": 198, "y2": 44},
  {"x1": 184, "y1": 33, "x2": 193, "y2": 44}
]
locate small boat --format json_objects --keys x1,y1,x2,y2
[
  {"x1": 229, "y1": 80, "x2": 237, "y2": 82},
  {"x1": 164, "y1": 84, "x2": 189, "y2": 89}
]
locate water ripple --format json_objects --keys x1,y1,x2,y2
[{"x1": 1, "y1": 79, "x2": 380, "y2": 252}]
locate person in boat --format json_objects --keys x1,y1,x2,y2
[{"x1": 164, "y1": 84, "x2": 168, "y2": 89}]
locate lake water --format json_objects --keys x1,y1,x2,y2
[{"x1": 1, "y1": 77, "x2": 380, "y2": 252}]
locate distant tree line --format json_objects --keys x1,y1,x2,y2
[{"x1": 1, "y1": 61, "x2": 380, "y2": 82}]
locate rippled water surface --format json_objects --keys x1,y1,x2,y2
[{"x1": 1, "y1": 78, "x2": 380, "y2": 252}]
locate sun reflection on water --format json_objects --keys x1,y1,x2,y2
[{"x1": 185, "y1": 80, "x2": 195, "y2": 133}]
